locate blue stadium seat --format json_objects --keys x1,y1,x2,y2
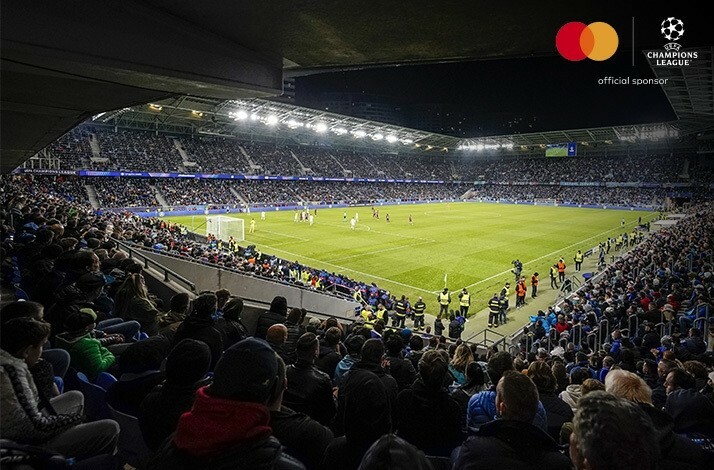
[
  {"x1": 108, "y1": 404, "x2": 152, "y2": 469},
  {"x1": 95, "y1": 372, "x2": 118, "y2": 391},
  {"x1": 74, "y1": 371, "x2": 113, "y2": 421}
]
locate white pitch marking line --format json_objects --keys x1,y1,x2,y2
[
  {"x1": 325, "y1": 239, "x2": 434, "y2": 263},
  {"x1": 259, "y1": 229, "x2": 310, "y2": 242},
  {"x1": 321, "y1": 220, "x2": 436, "y2": 242},
  {"x1": 435, "y1": 220, "x2": 643, "y2": 293}
]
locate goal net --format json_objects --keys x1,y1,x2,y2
[{"x1": 206, "y1": 216, "x2": 244, "y2": 242}]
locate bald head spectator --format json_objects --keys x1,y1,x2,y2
[
  {"x1": 283, "y1": 332, "x2": 336, "y2": 427},
  {"x1": 454, "y1": 371, "x2": 571, "y2": 470},
  {"x1": 570, "y1": 392, "x2": 659, "y2": 470},
  {"x1": 266, "y1": 324, "x2": 292, "y2": 366}
]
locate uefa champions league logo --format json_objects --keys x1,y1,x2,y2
[{"x1": 661, "y1": 17, "x2": 684, "y2": 51}]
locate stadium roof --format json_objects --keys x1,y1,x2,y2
[
  {"x1": 2, "y1": 1, "x2": 712, "y2": 171},
  {"x1": 90, "y1": 96, "x2": 686, "y2": 156}
]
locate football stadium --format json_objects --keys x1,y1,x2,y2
[{"x1": 1, "y1": 2, "x2": 713, "y2": 469}]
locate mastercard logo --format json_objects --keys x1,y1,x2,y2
[{"x1": 556, "y1": 22, "x2": 619, "y2": 61}]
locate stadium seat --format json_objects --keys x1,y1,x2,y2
[
  {"x1": 74, "y1": 371, "x2": 113, "y2": 421},
  {"x1": 108, "y1": 404, "x2": 152, "y2": 469},
  {"x1": 582, "y1": 272, "x2": 593, "y2": 281},
  {"x1": 95, "y1": 372, "x2": 118, "y2": 391}
]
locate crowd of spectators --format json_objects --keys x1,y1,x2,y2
[
  {"x1": 153, "y1": 179, "x2": 236, "y2": 206},
  {"x1": 1, "y1": 173, "x2": 713, "y2": 469},
  {"x1": 38, "y1": 127, "x2": 714, "y2": 190},
  {"x1": 89, "y1": 177, "x2": 158, "y2": 208}
]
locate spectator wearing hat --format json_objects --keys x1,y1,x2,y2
[
  {"x1": 172, "y1": 293, "x2": 224, "y2": 370},
  {"x1": 139, "y1": 339, "x2": 212, "y2": 451},
  {"x1": 255, "y1": 295, "x2": 289, "y2": 339},
  {"x1": 54, "y1": 308, "x2": 118, "y2": 380},
  {"x1": 454, "y1": 371, "x2": 571, "y2": 470},
  {"x1": 283, "y1": 333, "x2": 336, "y2": 426},
  {"x1": 396, "y1": 349, "x2": 464, "y2": 457},
  {"x1": 150, "y1": 338, "x2": 305, "y2": 470},
  {"x1": 106, "y1": 335, "x2": 171, "y2": 416}
]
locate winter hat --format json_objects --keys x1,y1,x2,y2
[
  {"x1": 358, "y1": 433, "x2": 432, "y2": 470},
  {"x1": 209, "y1": 337, "x2": 278, "y2": 403},
  {"x1": 269, "y1": 296, "x2": 288, "y2": 316},
  {"x1": 119, "y1": 335, "x2": 171, "y2": 373},
  {"x1": 165, "y1": 339, "x2": 211, "y2": 386},
  {"x1": 75, "y1": 272, "x2": 106, "y2": 291},
  {"x1": 64, "y1": 307, "x2": 97, "y2": 332}
]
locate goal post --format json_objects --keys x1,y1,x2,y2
[{"x1": 206, "y1": 216, "x2": 244, "y2": 242}]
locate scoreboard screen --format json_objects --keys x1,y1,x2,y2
[{"x1": 545, "y1": 142, "x2": 577, "y2": 157}]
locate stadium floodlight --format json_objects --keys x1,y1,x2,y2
[
  {"x1": 233, "y1": 110, "x2": 248, "y2": 120},
  {"x1": 314, "y1": 122, "x2": 328, "y2": 133},
  {"x1": 250, "y1": 113, "x2": 259, "y2": 121},
  {"x1": 372, "y1": 133, "x2": 384, "y2": 141},
  {"x1": 386, "y1": 135, "x2": 398, "y2": 143},
  {"x1": 353, "y1": 130, "x2": 367, "y2": 138},
  {"x1": 149, "y1": 104, "x2": 162, "y2": 111},
  {"x1": 476, "y1": 144, "x2": 485, "y2": 151},
  {"x1": 286, "y1": 119, "x2": 302, "y2": 128},
  {"x1": 265, "y1": 115, "x2": 279, "y2": 125},
  {"x1": 334, "y1": 127, "x2": 348, "y2": 135},
  {"x1": 401, "y1": 138, "x2": 414, "y2": 144}
]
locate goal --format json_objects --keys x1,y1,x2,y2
[{"x1": 206, "y1": 216, "x2": 244, "y2": 242}]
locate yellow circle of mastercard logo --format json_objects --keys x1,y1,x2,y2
[{"x1": 556, "y1": 22, "x2": 619, "y2": 61}]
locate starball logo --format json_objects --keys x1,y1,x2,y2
[
  {"x1": 646, "y1": 17, "x2": 697, "y2": 66},
  {"x1": 555, "y1": 22, "x2": 619, "y2": 61}
]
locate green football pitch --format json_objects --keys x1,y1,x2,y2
[{"x1": 166, "y1": 203, "x2": 652, "y2": 311}]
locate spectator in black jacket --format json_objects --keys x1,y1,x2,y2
[
  {"x1": 384, "y1": 335, "x2": 416, "y2": 391},
  {"x1": 255, "y1": 296, "x2": 288, "y2": 339},
  {"x1": 214, "y1": 297, "x2": 248, "y2": 349},
  {"x1": 316, "y1": 326, "x2": 343, "y2": 377},
  {"x1": 284, "y1": 308, "x2": 305, "y2": 363},
  {"x1": 139, "y1": 339, "x2": 212, "y2": 451},
  {"x1": 172, "y1": 293, "x2": 223, "y2": 370},
  {"x1": 454, "y1": 371, "x2": 571, "y2": 470},
  {"x1": 270, "y1": 355, "x2": 334, "y2": 470},
  {"x1": 284, "y1": 333, "x2": 336, "y2": 427},
  {"x1": 527, "y1": 361, "x2": 574, "y2": 441},
  {"x1": 320, "y1": 362, "x2": 392, "y2": 470},
  {"x1": 396, "y1": 349, "x2": 464, "y2": 457}
]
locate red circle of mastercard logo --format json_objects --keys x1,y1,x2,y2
[{"x1": 556, "y1": 22, "x2": 618, "y2": 61}]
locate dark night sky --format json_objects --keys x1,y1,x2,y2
[{"x1": 296, "y1": 53, "x2": 677, "y2": 137}]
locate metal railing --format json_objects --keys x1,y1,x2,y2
[{"x1": 116, "y1": 240, "x2": 197, "y2": 293}]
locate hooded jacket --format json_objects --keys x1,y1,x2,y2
[
  {"x1": 0, "y1": 349, "x2": 83, "y2": 444},
  {"x1": 149, "y1": 386, "x2": 305, "y2": 470},
  {"x1": 54, "y1": 331, "x2": 116, "y2": 380},
  {"x1": 395, "y1": 378, "x2": 464, "y2": 457},
  {"x1": 453, "y1": 419, "x2": 571, "y2": 470},
  {"x1": 558, "y1": 384, "x2": 582, "y2": 412}
]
